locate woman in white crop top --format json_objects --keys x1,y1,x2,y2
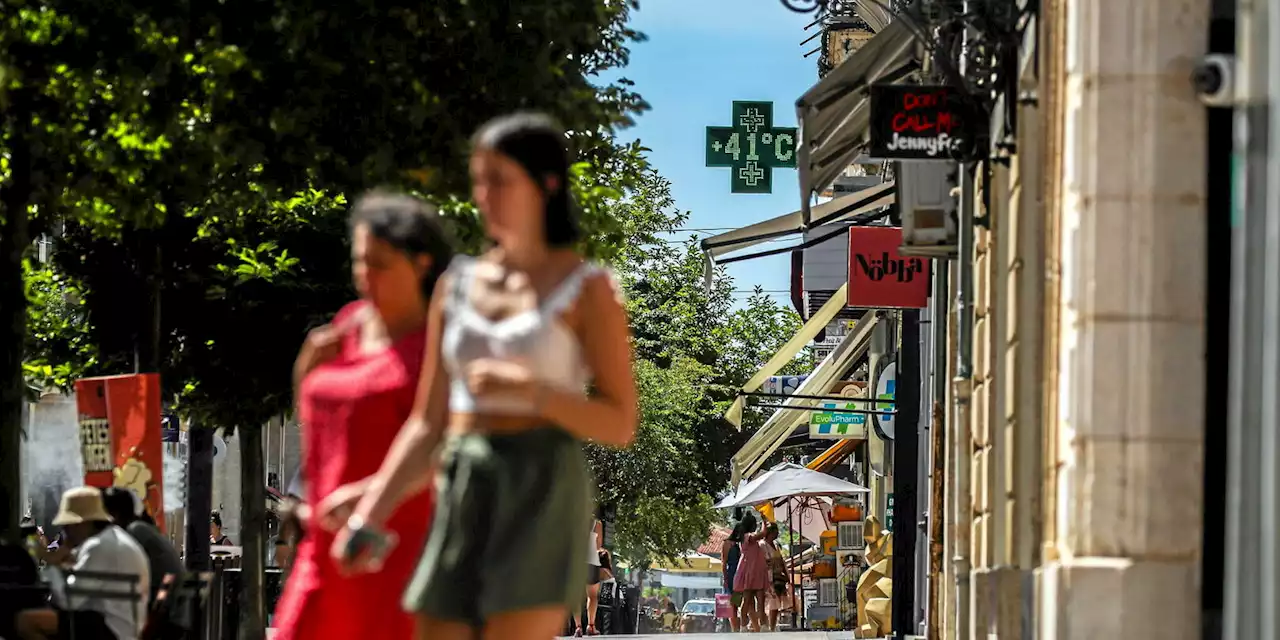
[{"x1": 319, "y1": 113, "x2": 638, "y2": 640}]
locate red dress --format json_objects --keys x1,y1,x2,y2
[{"x1": 272, "y1": 302, "x2": 433, "y2": 640}]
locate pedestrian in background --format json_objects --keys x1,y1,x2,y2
[
  {"x1": 721, "y1": 508, "x2": 751, "y2": 632},
  {"x1": 102, "y1": 487, "x2": 182, "y2": 604},
  {"x1": 762, "y1": 522, "x2": 790, "y2": 631},
  {"x1": 209, "y1": 511, "x2": 231, "y2": 546},
  {"x1": 734, "y1": 515, "x2": 769, "y2": 633},
  {"x1": 573, "y1": 518, "x2": 606, "y2": 636},
  {"x1": 270, "y1": 191, "x2": 456, "y2": 640}
]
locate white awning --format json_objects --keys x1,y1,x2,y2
[
  {"x1": 722, "y1": 283, "x2": 849, "y2": 429},
  {"x1": 730, "y1": 313, "x2": 881, "y2": 485},
  {"x1": 796, "y1": 17, "x2": 921, "y2": 210},
  {"x1": 660, "y1": 573, "x2": 723, "y2": 590},
  {"x1": 700, "y1": 180, "x2": 895, "y2": 267}
]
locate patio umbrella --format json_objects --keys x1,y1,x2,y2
[{"x1": 714, "y1": 462, "x2": 869, "y2": 509}]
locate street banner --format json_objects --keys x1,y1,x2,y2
[
  {"x1": 847, "y1": 226, "x2": 929, "y2": 308},
  {"x1": 75, "y1": 374, "x2": 166, "y2": 530}
]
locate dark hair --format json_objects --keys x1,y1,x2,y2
[
  {"x1": 210, "y1": 511, "x2": 223, "y2": 527},
  {"x1": 729, "y1": 509, "x2": 758, "y2": 543},
  {"x1": 471, "y1": 112, "x2": 581, "y2": 247},
  {"x1": 349, "y1": 191, "x2": 457, "y2": 298},
  {"x1": 101, "y1": 488, "x2": 137, "y2": 524},
  {"x1": 765, "y1": 522, "x2": 779, "y2": 538}
]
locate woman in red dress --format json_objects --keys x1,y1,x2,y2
[{"x1": 271, "y1": 192, "x2": 455, "y2": 640}]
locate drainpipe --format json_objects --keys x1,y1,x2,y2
[
  {"x1": 928, "y1": 260, "x2": 950, "y2": 640},
  {"x1": 953, "y1": 164, "x2": 975, "y2": 640},
  {"x1": 953, "y1": 0, "x2": 977, "y2": 634},
  {"x1": 1224, "y1": 0, "x2": 1275, "y2": 636}
]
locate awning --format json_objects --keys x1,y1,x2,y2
[
  {"x1": 651, "y1": 553, "x2": 722, "y2": 573},
  {"x1": 796, "y1": 17, "x2": 921, "y2": 215},
  {"x1": 809, "y1": 439, "x2": 860, "y2": 473},
  {"x1": 722, "y1": 283, "x2": 850, "y2": 429},
  {"x1": 716, "y1": 462, "x2": 870, "y2": 509},
  {"x1": 730, "y1": 313, "x2": 880, "y2": 485},
  {"x1": 700, "y1": 180, "x2": 895, "y2": 270},
  {"x1": 660, "y1": 574, "x2": 723, "y2": 590}
]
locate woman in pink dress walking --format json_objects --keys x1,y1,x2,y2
[{"x1": 733, "y1": 517, "x2": 771, "y2": 632}]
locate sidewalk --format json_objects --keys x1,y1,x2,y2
[{"x1": 554, "y1": 635, "x2": 858, "y2": 639}]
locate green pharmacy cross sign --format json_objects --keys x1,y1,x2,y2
[{"x1": 705, "y1": 101, "x2": 798, "y2": 194}]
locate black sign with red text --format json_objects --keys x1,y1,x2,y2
[{"x1": 868, "y1": 84, "x2": 981, "y2": 161}]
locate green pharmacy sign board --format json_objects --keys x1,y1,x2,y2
[
  {"x1": 809, "y1": 402, "x2": 867, "y2": 440},
  {"x1": 705, "y1": 101, "x2": 798, "y2": 194}
]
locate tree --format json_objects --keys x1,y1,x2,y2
[
  {"x1": 586, "y1": 167, "x2": 810, "y2": 563},
  {"x1": 10, "y1": 2, "x2": 649, "y2": 633},
  {"x1": 2, "y1": 0, "x2": 205, "y2": 541}
]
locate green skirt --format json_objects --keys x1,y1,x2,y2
[{"x1": 402, "y1": 427, "x2": 592, "y2": 625}]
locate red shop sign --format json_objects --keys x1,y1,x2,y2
[{"x1": 847, "y1": 227, "x2": 929, "y2": 309}]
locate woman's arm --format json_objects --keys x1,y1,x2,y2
[
  {"x1": 292, "y1": 304, "x2": 367, "y2": 414},
  {"x1": 349, "y1": 277, "x2": 452, "y2": 528},
  {"x1": 537, "y1": 273, "x2": 638, "y2": 447},
  {"x1": 594, "y1": 519, "x2": 605, "y2": 549}
]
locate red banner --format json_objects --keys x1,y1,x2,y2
[
  {"x1": 75, "y1": 374, "x2": 166, "y2": 531},
  {"x1": 847, "y1": 227, "x2": 929, "y2": 309}
]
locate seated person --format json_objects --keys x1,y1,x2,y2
[
  {"x1": 102, "y1": 488, "x2": 183, "y2": 604},
  {"x1": 15, "y1": 487, "x2": 150, "y2": 640},
  {"x1": 0, "y1": 536, "x2": 41, "y2": 640}
]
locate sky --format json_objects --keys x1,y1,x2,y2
[{"x1": 606, "y1": 0, "x2": 822, "y2": 307}]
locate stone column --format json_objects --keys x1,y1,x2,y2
[{"x1": 1041, "y1": 0, "x2": 1209, "y2": 637}]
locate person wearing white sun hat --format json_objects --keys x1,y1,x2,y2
[{"x1": 14, "y1": 487, "x2": 150, "y2": 640}]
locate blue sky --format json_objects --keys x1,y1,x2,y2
[{"x1": 608, "y1": 0, "x2": 820, "y2": 306}]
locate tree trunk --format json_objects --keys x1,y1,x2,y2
[
  {"x1": 134, "y1": 228, "x2": 162, "y2": 374},
  {"x1": 0, "y1": 86, "x2": 34, "y2": 542},
  {"x1": 238, "y1": 425, "x2": 267, "y2": 640},
  {"x1": 184, "y1": 421, "x2": 214, "y2": 571}
]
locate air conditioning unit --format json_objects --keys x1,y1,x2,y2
[
  {"x1": 817, "y1": 578, "x2": 842, "y2": 607},
  {"x1": 837, "y1": 521, "x2": 865, "y2": 550},
  {"x1": 897, "y1": 161, "x2": 957, "y2": 258}
]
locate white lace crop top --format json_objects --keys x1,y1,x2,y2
[{"x1": 441, "y1": 256, "x2": 602, "y2": 415}]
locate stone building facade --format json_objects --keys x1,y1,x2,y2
[{"x1": 941, "y1": 0, "x2": 1211, "y2": 637}]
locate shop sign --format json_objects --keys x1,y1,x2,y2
[
  {"x1": 868, "y1": 84, "x2": 979, "y2": 160},
  {"x1": 827, "y1": 27, "x2": 874, "y2": 69},
  {"x1": 847, "y1": 226, "x2": 929, "y2": 308},
  {"x1": 705, "y1": 101, "x2": 798, "y2": 194},
  {"x1": 886, "y1": 494, "x2": 895, "y2": 529},
  {"x1": 810, "y1": 382, "x2": 867, "y2": 440},
  {"x1": 872, "y1": 361, "x2": 897, "y2": 440},
  {"x1": 763, "y1": 375, "x2": 808, "y2": 395}
]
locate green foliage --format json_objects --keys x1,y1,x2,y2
[
  {"x1": 7, "y1": 0, "x2": 810, "y2": 569},
  {"x1": 592, "y1": 196, "x2": 810, "y2": 564},
  {"x1": 10, "y1": 0, "x2": 652, "y2": 432},
  {"x1": 22, "y1": 259, "x2": 95, "y2": 394}
]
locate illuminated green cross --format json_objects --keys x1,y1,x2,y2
[{"x1": 705, "y1": 101, "x2": 798, "y2": 194}]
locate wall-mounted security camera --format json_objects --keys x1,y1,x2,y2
[{"x1": 1193, "y1": 54, "x2": 1235, "y2": 108}]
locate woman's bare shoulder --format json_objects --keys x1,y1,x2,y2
[{"x1": 580, "y1": 264, "x2": 624, "y2": 306}]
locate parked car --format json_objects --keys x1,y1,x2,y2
[{"x1": 679, "y1": 598, "x2": 717, "y2": 633}]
